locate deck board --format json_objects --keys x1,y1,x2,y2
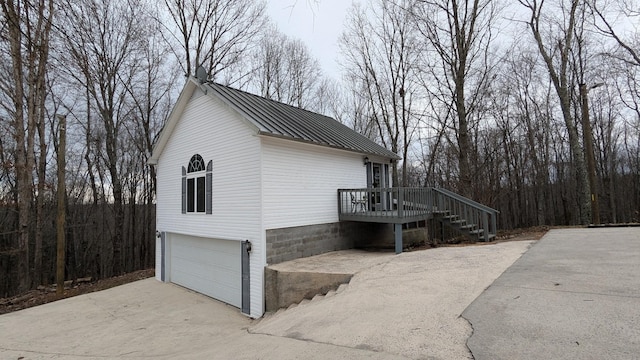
[{"x1": 339, "y1": 209, "x2": 433, "y2": 224}]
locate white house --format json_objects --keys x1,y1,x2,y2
[{"x1": 149, "y1": 77, "x2": 400, "y2": 318}]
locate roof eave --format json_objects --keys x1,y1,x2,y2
[
  {"x1": 148, "y1": 78, "x2": 201, "y2": 165},
  {"x1": 257, "y1": 132, "x2": 401, "y2": 161}
]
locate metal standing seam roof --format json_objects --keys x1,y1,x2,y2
[{"x1": 204, "y1": 82, "x2": 401, "y2": 160}]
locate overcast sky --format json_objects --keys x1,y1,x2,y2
[
  {"x1": 265, "y1": 1, "x2": 638, "y2": 83},
  {"x1": 266, "y1": 0, "x2": 352, "y2": 80}
]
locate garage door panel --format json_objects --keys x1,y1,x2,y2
[
  {"x1": 171, "y1": 269, "x2": 240, "y2": 302},
  {"x1": 172, "y1": 246, "x2": 238, "y2": 273},
  {"x1": 172, "y1": 259, "x2": 239, "y2": 288},
  {"x1": 170, "y1": 234, "x2": 241, "y2": 307}
]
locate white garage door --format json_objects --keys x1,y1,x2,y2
[{"x1": 170, "y1": 234, "x2": 242, "y2": 308}]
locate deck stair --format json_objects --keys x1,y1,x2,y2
[
  {"x1": 432, "y1": 188, "x2": 498, "y2": 242},
  {"x1": 338, "y1": 187, "x2": 499, "y2": 244},
  {"x1": 435, "y1": 211, "x2": 492, "y2": 241}
]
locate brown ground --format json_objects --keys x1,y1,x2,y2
[
  {"x1": 0, "y1": 269, "x2": 155, "y2": 315},
  {"x1": 0, "y1": 227, "x2": 549, "y2": 316},
  {"x1": 406, "y1": 226, "x2": 549, "y2": 251},
  {"x1": 493, "y1": 226, "x2": 549, "y2": 242}
]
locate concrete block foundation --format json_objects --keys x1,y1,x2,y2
[
  {"x1": 266, "y1": 221, "x2": 395, "y2": 265},
  {"x1": 263, "y1": 221, "x2": 431, "y2": 312}
]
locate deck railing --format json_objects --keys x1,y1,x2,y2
[
  {"x1": 338, "y1": 187, "x2": 433, "y2": 223},
  {"x1": 338, "y1": 187, "x2": 499, "y2": 239}
]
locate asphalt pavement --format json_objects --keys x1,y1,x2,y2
[{"x1": 463, "y1": 227, "x2": 640, "y2": 359}]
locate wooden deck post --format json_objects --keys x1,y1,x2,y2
[{"x1": 394, "y1": 223, "x2": 403, "y2": 254}]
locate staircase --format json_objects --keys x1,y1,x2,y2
[
  {"x1": 259, "y1": 283, "x2": 350, "y2": 320},
  {"x1": 338, "y1": 186, "x2": 499, "y2": 244},
  {"x1": 432, "y1": 188, "x2": 499, "y2": 242}
]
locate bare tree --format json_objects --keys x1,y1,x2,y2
[
  {"x1": 589, "y1": 0, "x2": 640, "y2": 67},
  {"x1": 340, "y1": 0, "x2": 423, "y2": 186},
  {"x1": 0, "y1": 0, "x2": 54, "y2": 291},
  {"x1": 59, "y1": 0, "x2": 150, "y2": 276},
  {"x1": 252, "y1": 24, "x2": 322, "y2": 108},
  {"x1": 308, "y1": 77, "x2": 344, "y2": 120},
  {"x1": 414, "y1": 0, "x2": 499, "y2": 196},
  {"x1": 162, "y1": 0, "x2": 267, "y2": 83},
  {"x1": 590, "y1": 1, "x2": 640, "y2": 223},
  {"x1": 518, "y1": 0, "x2": 591, "y2": 224},
  {"x1": 121, "y1": 22, "x2": 177, "y2": 270}
]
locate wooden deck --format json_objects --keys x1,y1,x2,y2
[
  {"x1": 338, "y1": 209, "x2": 434, "y2": 224},
  {"x1": 338, "y1": 188, "x2": 499, "y2": 246},
  {"x1": 338, "y1": 188, "x2": 434, "y2": 224}
]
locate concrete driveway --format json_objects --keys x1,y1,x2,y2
[
  {"x1": 0, "y1": 240, "x2": 533, "y2": 360},
  {"x1": 463, "y1": 227, "x2": 640, "y2": 359}
]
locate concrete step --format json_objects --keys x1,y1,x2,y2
[
  {"x1": 324, "y1": 290, "x2": 337, "y2": 298},
  {"x1": 265, "y1": 281, "x2": 351, "y2": 316},
  {"x1": 265, "y1": 303, "x2": 293, "y2": 317},
  {"x1": 336, "y1": 283, "x2": 349, "y2": 294},
  {"x1": 260, "y1": 311, "x2": 275, "y2": 321},
  {"x1": 267, "y1": 291, "x2": 338, "y2": 317}
]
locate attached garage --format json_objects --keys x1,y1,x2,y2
[
  {"x1": 167, "y1": 233, "x2": 242, "y2": 308},
  {"x1": 151, "y1": 77, "x2": 400, "y2": 317}
]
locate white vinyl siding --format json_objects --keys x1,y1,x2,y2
[
  {"x1": 156, "y1": 95, "x2": 260, "y2": 239},
  {"x1": 261, "y1": 137, "x2": 367, "y2": 229},
  {"x1": 155, "y1": 92, "x2": 264, "y2": 317}
]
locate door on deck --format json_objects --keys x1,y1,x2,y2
[{"x1": 367, "y1": 162, "x2": 390, "y2": 211}]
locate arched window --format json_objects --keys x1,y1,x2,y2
[
  {"x1": 182, "y1": 154, "x2": 212, "y2": 214},
  {"x1": 187, "y1": 154, "x2": 205, "y2": 173}
]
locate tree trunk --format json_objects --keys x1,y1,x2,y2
[
  {"x1": 33, "y1": 109, "x2": 48, "y2": 286},
  {"x1": 103, "y1": 112, "x2": 124, "y2": 276},
  {"x1": 1, "y1": 0, "x2": 54, "y2": 292},
  {"x1": 456, "y1": 79, "x2": 472, "y2": 197},
  {"x1": 524, "y1": 0, "x2": 590, "y2": 224},
  {"x1": 56, "y1": 115, "x2": 67, "y2": 295}
]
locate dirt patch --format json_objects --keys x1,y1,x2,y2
[
  {"x1": 0, "y1": 269, "x2": 154, "y2": 315},
  {"x1": 405, "y1": 226, "x2": 549, "y2": 252},
  {"x1": 494, "y1": 225, "x2": 549, "y2": 242}
]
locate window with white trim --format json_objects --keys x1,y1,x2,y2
[{"x1": 182, "y1": 154, "x2": 212, "y2": 214}]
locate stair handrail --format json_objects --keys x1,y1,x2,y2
[
  {"x1": 432, "y1": 188, "x2": 499, "y2": 215},
  {"x1": 432, "y1": 187, "x2": 499, "y2": 239}
]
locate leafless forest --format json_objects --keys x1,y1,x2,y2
[{"x1": 1, "y1": 0, "x2": 638, "y2": 297}]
